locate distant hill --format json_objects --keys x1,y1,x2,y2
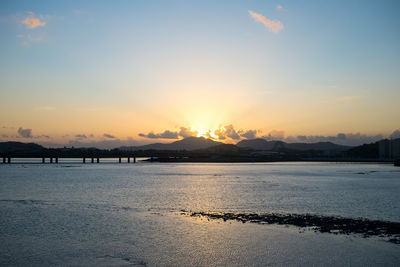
[
  {"x1": 2, "y1": 138, "x2": 391, "y2": 160},
  {"x1": 236, "y1": 139, "x2": 282, "y2": 151},
  {"x1": 0, "y1": 142, "x2": 45, "y2": 154},
  {"x1": 121, "y1": 136, "x2": 223, "y2": 151},
  {"x1": 194, "y1": 144, "x2": 241, "y2": 153},
  {"x1": 345, "y1": 141, "x2": 379, "y2": 158},
  {"x1": 287, "y1": 142, "x2": 350, "y2": 152},
  {"x1": 236, "y1": 138, "x2": 350, "y2": 152}
]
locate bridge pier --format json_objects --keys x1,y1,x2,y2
[{"x1": 0, "y1": 156, "x2": 141, "y2": 164}]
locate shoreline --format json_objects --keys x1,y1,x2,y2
[{"x1": 0, "y1": 159, "x2": 397, "y2": 165}]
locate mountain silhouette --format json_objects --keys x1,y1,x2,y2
[
  {"x1": 0, "y1": 141, "x2": 45, "y2": 153},
  {"x1": 0, "y1": 137, "x2": 370, "y2": 157},
  {"x1": 121, "y1": 136, "x2": 223, "y2": 151},
  {"x1": 236, "y1": 138, "x2": 350, "y2": 152}
]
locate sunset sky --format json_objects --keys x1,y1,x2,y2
[{"x1": 1, "y1": 0, "x2": 399, "y2": 147}]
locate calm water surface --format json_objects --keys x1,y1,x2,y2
[{"x1": 1, "y1": 162, "x2": 399, "y2": 266}]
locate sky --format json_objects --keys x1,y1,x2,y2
[{"x1": 0, "y1": 0, "x2": 399, "y2": 148}]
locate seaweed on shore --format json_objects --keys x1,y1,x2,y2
[{"x1": 181, "y1": 210, "x2": 400, "y2": 244}]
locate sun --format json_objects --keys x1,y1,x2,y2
[
  {"x1": 195, "y1": 128, "x2": 207, "y2": 137},
  {"x1": 191, "y1": 127, "x2": 217, "y2": 139}
]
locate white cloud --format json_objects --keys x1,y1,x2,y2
[
  {"x1": 249, "y1": 10, "x2": 284, "y2": 33},
  {"x1": 214, "y1": 128, "x2": 226, "y2": 140},
  {"x1": 239, "y1": 129, "x2": 258, "y2": 139},
  {"x1": 179, "y1": 127, "x2": 198, "y2": 138},
  {"x1": 17, "y1": 32, "x2": 47, "y2": 46},
  {"x1": 224, "y1": 124, "x2": 241, "y2": 140},
  {"x1": 140, "y1": 127, "x2": 198, "y2": 139},
  {"x1": 104, "y1": 133, "x2": 116, "y2": 139},
  {"x1": 390, "y1": 129, "x2": 400, "y2": 139},
  {"x1": 139, "y1": 130, "x2": 179, "y2": 139},
  {"x1": 212, "y1": 125, "x2": 242, "y2": 140},
  {"x1": 262, "y1": 130, "x2": 285, "y2": 140},
  {"x1": 17, "y1": 127, "x2": 33, "y2": 138},
  {"x1": 21, "y1": 11, "x2": 46, "y2": 29}
]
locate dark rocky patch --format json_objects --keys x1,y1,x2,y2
[
  {"x1": 182, "y1": 211, "x2": 400, "y2": 244},
  {"x1": 97, "y1": 254, "x2": 147, "y2": 266}
]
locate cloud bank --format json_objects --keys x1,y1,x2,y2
[
  {"x1": 2, "y1": 126, "x2": 399, "y2": 148},
  {"x1": 137, "y1": 125, "x2": 399, "y2": 147},
  {"x1": 75, "y1": 134, "x2": 87, "y2": 139},
  {"x1": 239, "y1": 130, "x2": 258, "y2": 139},
  {"x1": 249, "y1": 10, "x2": 283, "y2": 33},
  {"x1": 284, "y1": 133, "x2": 384, "y2": 147},
  {"x1": 139, "y1": 130, "x2": 179, "y2": 139},
  {"x1": 179, "y1": 127, "x2": 198, "y2": 138},
  {"x1": 390, "y1": 129, "x2": 400, "y2": 139}
]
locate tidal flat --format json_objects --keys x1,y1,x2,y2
[{"x1": 1, "y1": 162, "x2": 399, "y2": 266}]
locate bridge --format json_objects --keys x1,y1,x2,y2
[{"x1": 0, "y1": 156, "x2": 157, "y2": 164}]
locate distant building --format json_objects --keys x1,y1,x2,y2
[
  {"x1": 379, "y1": 138, "x2": 400, "y2": 159},
  {"x1": 379, "y1": 140, "x2": 392, "y2": 159},
  {"x1": 393, "y1": 139, "x2": 400, "y2": 159}
]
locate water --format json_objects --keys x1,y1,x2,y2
[{"x1": 1, "y1": 162, "x2": 399, "y2": 266}]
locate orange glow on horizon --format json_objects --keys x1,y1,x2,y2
[{"x1": 191, "y1": 127, "x2": 218, "y2": 139}]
